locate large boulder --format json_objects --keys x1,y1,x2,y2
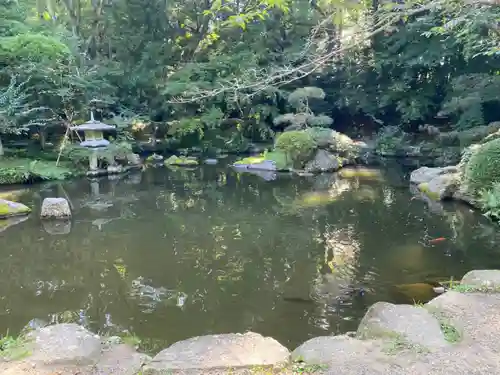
[
  {"x1": 461, "y1": 270, "x2": 500, "y2": 289},
  {"x1": 41, "y1": 197, "x2": 71, "y2": 219},
  {"x1": 410, "y1": 166, "x2": 460, "y2": 200},
  {"x1": 305, "y1": 149, "x2": 342, "y2": 173},
  {"x1": 143, "y1": 332, "x2": 290, "y2": 374},
  {"x1": 95, "y1": 343, "x2": 150, "y2": 375},
  {"x1": 27, "y1": 323, "x2": 102, "y2": 366},
  {"x1": 0, "y1": 198, "x2": 31, "y2": 218},
  {"x1": 357, "y1": 302, "x2": 448, "y2": 350}
]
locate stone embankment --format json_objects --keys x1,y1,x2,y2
[{"x1": 3, "y1": 270, "x2": 500, "y2": 375}]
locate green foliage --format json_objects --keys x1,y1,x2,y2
[
  {"x1": 0, "y1": 332, "x2": 30, "y2": 360},
  {"x1": 275, "y1": 130, "x2": 316, "y2": 167},
  {"x1": 0, "y1": 158, "x2": 76, "y2": 185},
  {"x1": 0, "y1": 33, "x2": 71, "y2": 64},
  {"x1": 374, "y1": 126, "x2": 406, "y2": 155},
  {"x1": 478, "y1": 182, "x2": 500, "y2": 221},
  {"x1": 465, "y1": 138, "x2": 500, "y2": 195}
]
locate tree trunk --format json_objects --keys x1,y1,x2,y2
[{"x1": 0, "y1": 135, "x2": 4, "y2": 157}]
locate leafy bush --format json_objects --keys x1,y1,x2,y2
[
  {"x1": 374, "y1": 126, "x2": 406, "y2": 155},
  {"x1": 478, "y1": 182, "x2": 500, "y2": 221},
  {"x1": 0, "y1": 158, "x2": 76, "y2": 185},
  {"x1": 464, "y1": 138, "x2": 500, "y2": 195},
  {"x1": 274, "y1": 130, "x2": 316, "y2": 167}
]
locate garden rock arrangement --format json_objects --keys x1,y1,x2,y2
[
  {"x1": 232, "y1": 127, "x2": 368, "y2": 175},
  {"x1": 410, "y1": 131, "x2": 500, "y2": 210},
  {"x1": 3, "y1": 269, "x2": 500, "y2": 374}
]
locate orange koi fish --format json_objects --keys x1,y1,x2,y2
[{"x1": 429, "y1": 237, "x2": 446, "y2": 244}]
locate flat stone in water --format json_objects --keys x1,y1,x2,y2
[
  {"x1": 27, "y1": 323, "x2": 102, "y2": 366},
  {"x1": 357, "y1": 301, "x2": 448, "y2": 350},
  {"x1": 143, "y1": 332, "x2": 290, "y2": 374},
  {"x1": 40, "y1": 197, "x2": 72, "y2": 219}
]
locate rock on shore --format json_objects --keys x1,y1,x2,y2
[{"x1": 4, "y1": 270, "x2": 500, "y2": 374}]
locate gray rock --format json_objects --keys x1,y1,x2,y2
[
  {"x1": 292, "y1": 335, "x2": 403, "y2": 375},
  {"x1": 292, "y1": 335, "x2": 377, "y2": 364},
  {"x1": 426, "y1": 173, "x2": 460, "y2": 199},
  {"x1": 0, "y1": 198, "x2": 31, "y2": 218},
  {"x1": 357, "y1": 302, "x2": 448, "y2": 350},
  {"x1": 204, "y1": 158, "x2": 218, "y2": 165},
  {"x1": 143, "y1": 332, "x2": 289, "y2": 374},
  {"x1": 305, "y1": 149, "x2": 341, "y2": 173},
  {"x1": 410, "y1": 166, "x2": 460, "y2": 200},
  {"x1": 40, "y1": 197, "x2": 71, "y2": 219},
  {"x1": 95, "y1": 344, "x2": 150, "y2": 375},
  {"x1": 410, "y1": 166, "x2": 458, "y2": 185},
  {"x1": 461, "y1": 270, "x2": 500, "y2": 289},
  {"x1": 426, "y1": 290, "x2": 500, "y2": 347},
  {"x1": 27, "y1": 323, "x2": 102, "y2": 366}
]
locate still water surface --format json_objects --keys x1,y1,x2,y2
[{"x1": 1, "y1": 160, "x2": 500, "y2": 352}]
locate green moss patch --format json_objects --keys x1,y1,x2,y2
[{"x1": 164, "y1": 155, "x2": 199, "y2": 166}]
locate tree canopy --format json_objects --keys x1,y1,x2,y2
[{"x1": 0, "y1": 0, "x2": 499, "y2": 151}]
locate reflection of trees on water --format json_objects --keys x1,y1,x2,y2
[{"x1": 1, "y1": 164, "x2": 500, "y2": 350}]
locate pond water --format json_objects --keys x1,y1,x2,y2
[{"x1": 1, "y1": 159, "x2": 500, "y2": 353}]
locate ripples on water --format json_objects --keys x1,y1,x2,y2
[{"x1": 1, "y1": 160, "x2": 500, "y2": 351}]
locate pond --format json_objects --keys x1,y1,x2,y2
[{"x1": 1, "y1": 159, "x2": 500, "y2": 353}]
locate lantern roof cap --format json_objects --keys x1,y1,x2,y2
[{"x1": 70, "y1": 111, "x2": 115, "y2": 131}]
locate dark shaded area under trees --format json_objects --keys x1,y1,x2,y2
[{"x1": 0, "y1": 0, "x2": 499, "y2": 162}]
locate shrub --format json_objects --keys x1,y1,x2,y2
[
  {"x1": 274, "y1": 130, "x2": 316, "y2": 167},
  {"x1": 478, "y1": 182, "x2": 500, "y2": 221},
  {"x1": 464, "y1": 138, "x2": 500, "y2": 195}
]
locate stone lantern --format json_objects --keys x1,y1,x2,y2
[{"x1": 70, "y1": 112, "x2": 115, "y2": 175}]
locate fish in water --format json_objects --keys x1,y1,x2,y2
[{"x1": 429, "y1": 237, "x2": 446, "y2": 245}]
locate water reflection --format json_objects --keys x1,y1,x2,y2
[{"x1": 0, "y1": 161, "x2": 500, "y2": 352}]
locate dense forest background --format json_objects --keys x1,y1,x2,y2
[{"x1": 0, "y1": 0, "x2": 499, "y2": 156}]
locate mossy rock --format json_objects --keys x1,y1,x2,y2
[
  {"x1": 164, "y1": 155, "x2": 199, "y2": 167},
  {"x1": 464, "y1": 137, "x2": 500, "y2": 196},
  {"x1": 274, "y1": 130, "x2": 316, "y2": 168},
  {"x1": 0, "y1": 199, "x2": 31, "y2": 218},
  {"x1": 417, "y1": 182, "x2": 441, "y2": 200}
]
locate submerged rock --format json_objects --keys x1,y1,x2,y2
[
  {"x1": 143, "y1": 332, "x2": 290, "y2": 374},
  {"x1": 339, "y1": 167, "x2": 383, "y2": 180},
  {"x1": 0, "y1": 215, "x2": 29, "y2": 232},
  {"x1": 41, "y1": 197, "x2": 71, "y2": 219},
  {"x1": 0, "y1": 198, "x2": 31, "y2": 218},
  {"x1": 392, "y1": 283, "x2": 438, "y2": 304},
  {"x1": 42, "y1": 219, "x2": 72, "y2": 235},
  {"x1": 164, "y1": 155, "x2": 199, "y2": 166}
]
